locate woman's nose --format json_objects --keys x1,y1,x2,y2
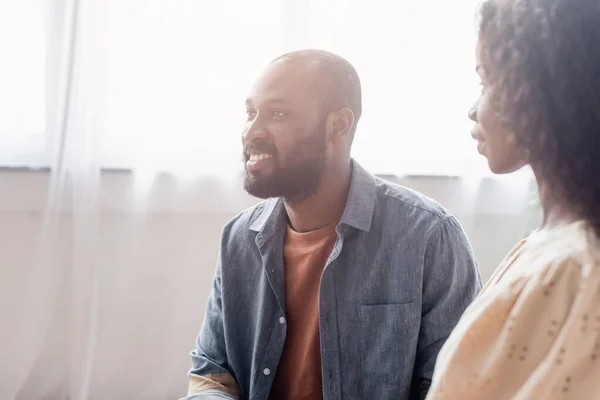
[{"x1": 468, "y1": 102, "x2": 478, "y2": 122}]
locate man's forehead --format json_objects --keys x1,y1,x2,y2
[{"x1": 248, "y1": 60, "x2": 326, "y2": 104}]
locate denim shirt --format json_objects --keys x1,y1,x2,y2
[{"x1": 186, "y1": 161, "x2": 482, "y2": 400}]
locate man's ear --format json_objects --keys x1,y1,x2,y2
[{"x1": 327, "y1": 107, "x2": 355, "y2": 144}]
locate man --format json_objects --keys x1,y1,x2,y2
[{"x1": 184, "y1": 50, "x2": 482, "y2": 400}]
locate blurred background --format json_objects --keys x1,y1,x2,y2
[{"x1": 0, "y1": 0, "x2": 539, "y2": 399}]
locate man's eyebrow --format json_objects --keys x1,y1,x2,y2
[
  {"x1": 265, "y1": 98, "x2": 291, "y2": 106},
  {"x1": 245, "y1": 98, "x2": 291, "y2": 107}
]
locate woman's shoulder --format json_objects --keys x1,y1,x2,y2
[
  {"x1": 483, "y1": 221, "x2": 599, "y2": 295},
  {"x1": 524, "y1": 220, "x2": 600, "y2": 272},
  {"x1": 492, "y1": 220, "x2": 600, "y2": 298}
]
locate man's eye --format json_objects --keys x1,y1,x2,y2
[
  {"x1": 272, "y1": 110, "x2": 286, "y2": 118},
  {"x1": 246, "y1": 109, "x2": 257, "y2": 119}
]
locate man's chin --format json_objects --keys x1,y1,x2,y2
[
  {"x1": 242, "y1": 162, "x2": 324, "y2": 201},
  {"x1": 243, "y1": 174, "x2": 277, "y2": 199},
  {"x1": 244, "y1": 187, "x2": 278, "y2": 200}
]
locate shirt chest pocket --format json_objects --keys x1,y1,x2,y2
[{"x1": 358, "y1": 302, "x2": 420, "y2": 389}]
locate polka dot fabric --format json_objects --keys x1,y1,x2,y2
[{"x1": 427, "y1": 221, "x2": 600, "y2": 399}]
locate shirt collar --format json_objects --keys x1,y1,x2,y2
[{"x1": 250, "y1": 159, "x2": 377, "y2": 236}]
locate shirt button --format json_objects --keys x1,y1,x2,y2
[
  {"x1": 263, "y1": 368, "x2": 271, "y2": 376},
  {"x1": 279, "y1": 317, "x2": 286, "y2": 324}
]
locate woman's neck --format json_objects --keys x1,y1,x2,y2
[{"x1": 535, "y1": 172, "x2": 581, "y2": 230}]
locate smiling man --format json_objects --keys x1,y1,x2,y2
[{"x1": 183, "y1": 50, "x2": 482, "y2": 400}]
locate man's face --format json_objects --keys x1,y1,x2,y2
[{"x1": 242, "y1": 60, "x2": 329, "y2": 200}]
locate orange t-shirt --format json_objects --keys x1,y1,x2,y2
[{"x1": 269, "y1": 221, "x2": 338, "y2": 400}]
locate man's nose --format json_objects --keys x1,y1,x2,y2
[{"x1": 243, "y1": 116, "x2": 268, "y2": 143}]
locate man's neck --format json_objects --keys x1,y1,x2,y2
[{"x1": 284, "y1": 163, "x2": 352, "y2": 233}]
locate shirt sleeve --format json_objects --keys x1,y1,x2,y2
[
  {"x1": 427, "y1": 253, "x2": 600, "y2": 399},
  {"x1": 412, "y1": 216, "x2": 483, "y2": 399},
  {"x1": 187, "y1": 253, "x2": 239, "y2": 400}
]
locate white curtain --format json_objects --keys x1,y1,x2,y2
[
  {"x1": 2, "y1": 0, "x2": 487, "y2": 176},
  {"x1": 0, "y1": 1, "x2": 537, "y2": 399}
]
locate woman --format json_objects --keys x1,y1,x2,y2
[{"x1": 426, "y1": 0, "x2": 600, "y2": 398}]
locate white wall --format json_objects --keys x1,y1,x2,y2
[{"x1": 0, "y1": 170, "x2": 539, "y2": 399}]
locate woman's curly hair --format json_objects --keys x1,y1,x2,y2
[{"x1": 479, "y1": 0, "x2": 600, "y2": 232}]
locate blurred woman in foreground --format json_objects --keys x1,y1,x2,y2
[{"x1": 426, "y1": 0, "x2": 600, "y2": 398}]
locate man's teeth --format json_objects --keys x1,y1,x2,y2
[{"x1": 249, "y1": 154, "x2": 273, "y2": 162}]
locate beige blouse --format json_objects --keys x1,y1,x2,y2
[{"x1": 426, "y1": 221, "x2": 600, "y2": 399}]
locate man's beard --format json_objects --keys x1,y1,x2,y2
[{"x1": 243, "y1": 128, "x2": 327, "y2": 202}]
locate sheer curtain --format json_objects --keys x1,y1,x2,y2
[
  {"x1": 1, "y1": 1, "x2": 536, "y2": 399},
  {"x1": 102, "y1": 0, "x2": 486, "y2": 176},
  {"x1": 1, "y1": 0, "x2": 486, "y2": 176}
]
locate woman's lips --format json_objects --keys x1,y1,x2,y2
[
  {"x1": 471, "y1": 129, "x2": 484, "y2": 141},
  {"x1": 471, "y1": 129, "x2": 487, "y2": 155}
]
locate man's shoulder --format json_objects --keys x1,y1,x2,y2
[{"x1": 373, "y1": 177, "x2": 452, "y2": 222}]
